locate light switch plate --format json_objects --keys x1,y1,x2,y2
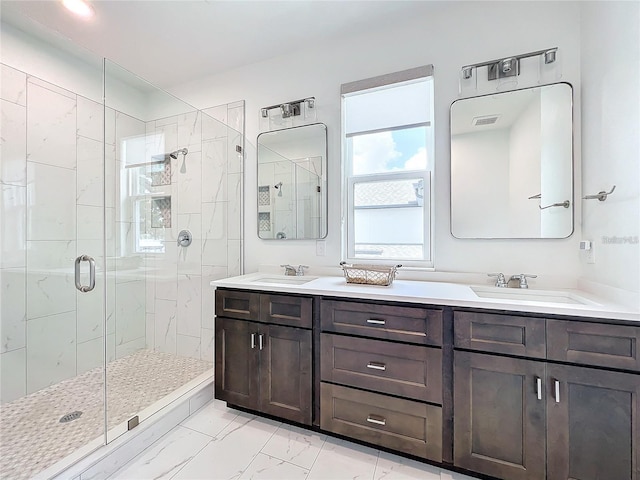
[{"x1": 316, "y1": 240, "x2": 326, "y2": 256}]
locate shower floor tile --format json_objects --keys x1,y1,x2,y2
[{"x1": 0, "y1": 349, "x2": 212, "y2": 480}]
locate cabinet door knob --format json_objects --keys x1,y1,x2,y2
[
  {"x1": 366, "y1": 362, "x2": 386, "y2": 371},
  {"x1": 366, "y1": 414, "x2": 386, "y2": 426},
  {"x1": 366, "y1": 319, "x2": 386, "y2": 325}
]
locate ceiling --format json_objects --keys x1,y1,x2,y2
[{"x1": 0, "y1": 0, "x2": 444, "y2": 89}]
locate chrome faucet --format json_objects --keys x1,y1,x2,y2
[
  {"x1": 488, "y1": 273, "x2": 508, "y2": 288},
  {"x1": 509, "y1": 274, "x2": 537, "y2": 289},
  {"x1": 281, "y1": 264, "x2": 308, "y2": 276}
]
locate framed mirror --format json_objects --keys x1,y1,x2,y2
[
  {"x1": 450, "y1": 83, "x2": 573, "y2": 239},
  {"x1": 257, "y1": 123, "x2": 327, "y2": 239}
]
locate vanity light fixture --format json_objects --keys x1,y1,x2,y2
[
  {"x1": 458, "y1": 47, "x2": 560, "y2": 94},
  {"x1": 62, "y1": 0, "x2": 95, "y2": 18},
  {"x1": 260, "y1": 97, "x2": 315, "y2": 119}
]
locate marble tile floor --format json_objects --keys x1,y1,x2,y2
[
  {"x1": 110, "y1": 399, "x2": 477, "y2": 480},
  {"x1": 0, "y1": 349, "x2": 212, "y2": 480}
]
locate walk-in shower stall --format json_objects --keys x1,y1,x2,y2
[{"x1": 0, "y1": 51, "x2": 244, "y2": 478}]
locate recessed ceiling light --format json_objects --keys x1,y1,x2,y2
[{"x1": 62, "y1": 0, "x2": 95, "y2": 18}]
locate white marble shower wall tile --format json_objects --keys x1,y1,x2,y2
[
  {"x1": 155, "y1": 274, "x2": 177, "y2": 301},
  {"x1": 77, "y1": 96, "x2": 103, "y2": 142},
  {"x1": 105, "y1": 107, "x2": 116, "y2": 145},
  {"x1": 145, "y1": 313, "x2": 155, "y2": 349},
  {"x1": 177, "y1": 213, "x2": 202, "y2": 275},
  {"x1": 228, "y1": 240, "x2": 242, "y2": 277},
  {"x1": 154, "y1": 298, "x2": 177, "y2": 354},
  {"x1": 177, "y1": 111, "x2": 202, "y2": 153},
  {"x1": 77, "y1": 136, "x2": 104, "y2": 207},
  {"x1": 115, "y1": 336, "x2": 146, "y2": 360},
  {"x1": 177, "y1": 274, "x2": 201, "y2": 337},
  {"x1": 201, "y1": 105, "x2": 228, "y2": 139},
  {"x1": 177, "y1": 151, "x2": 202, "y2": 214},
  {"x1": 227, "y1": 102, "x2": 245, "y2": 135},
  {"x1": 115, "y1": 112, "x2": 145, "y2": 162},
  {"x1": 176, "y1": 334, "x2": 201, "y2": 360},
  {"x1": 26, "y1": 310, "x2": 77, "y2": 393},
  {"x1": 77, "y1": 336, "x2": 104, "y2": 375},
  {"x1": 27, "y1": 76, "x2": 75, "y2": 100},
  {"x1": 200, "y1": 327, "x2": 214, "y2": 363},
  {"x1": 201, "y1": 202, "x2": 228, "y2": 267},
  {"x1": 1, "y1": 64, "x2": 26, "y2": 106},
  {"x1": 0, "y1": 347, "x2": 26, "y2": 403},
  {"x1": 0, "y1": 268, "x2": 26, "y2": 353},
  {"x1": 26, "y1": 81, "x2": 76, "y2": 169},
  {"x1": 201, "y1": 138, "x2": 228, "y2": 203},
  {"x1": 25, "y1": 240, "x2": 76, "y2": 319},
  {"x1": 227, "y1": 173, "x2": 242, "y2": 241},
  {"x1": 77, "y1": 274, "x2": 110, "y2": 343},
  {"x1": 114, "y1": 221, "x2": 134, "y2": 258},
  {"x1": 77, "y1": 204, "x2": 104, "y2": 241},
  {"x1": 153, "y1": 123, "x2": 178, "y2": 159},
  {"x1": 115, "y1": 279, "x2": 145, "y2": 346},
  {"x1": 227, "y1": 131, "x2": 243, "y2": 174},
  {"x1": 200, "y1": 265, "x2": 227, "y2": 328},
  {"x1": 26, "y1": 162, "x2": 76, "y2": 241},
  {"x1": 1, "y1": 184, "x2": 26, "y2": 268},
  {"x1": 1, "y1": 99, "x2": 27, "y2": 185},
  {"x1": 105, "y1": 145, "x2": 116, "y2": 209}
]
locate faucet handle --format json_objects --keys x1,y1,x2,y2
[
  {"x1": 296, "y1": 265, "x2": 309, "y2": 276},
  {"x1": 280, "y1": 264, "x2": 296, "y2": 276},
  {"x1": 488, "y1": 273, "x2": 508, "y2": 287},
  {"x1": 510, "y1": 273, "x2": 537, "y2": 289}
]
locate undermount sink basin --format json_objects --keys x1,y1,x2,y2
[
  {"x1": 248, "y1": 275, "x2": 317, "y2": 285},
  {"x1": 471, "y1": 286, "x2": 600, "y2": 306}
]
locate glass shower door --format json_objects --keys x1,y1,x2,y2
[{"x1": 0, "y1": 62, "x2": 107, "y2": 479}]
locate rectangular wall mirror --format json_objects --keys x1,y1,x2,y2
[
  {"x1": 257, "y1": 123, "x2": 327, "y2": 239},
  {"x1": 450, "y1": 83, "x2": 573, "y2": 239}
]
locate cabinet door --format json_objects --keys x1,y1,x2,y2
[
  {"x1": 259, "y1": 324, "x2": 312, "y2": 424},
  {"x1": 547, "y1": 364, "x2": 640, "y2": 480},
  {"x1": 215, "y1": 317, "x2": 259, "y2": 410},
  {"x1": 454, "y1": 351, "x2": 546, "y2": 480}
]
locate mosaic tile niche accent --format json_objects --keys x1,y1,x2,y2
[{"x1": 151, "y1": 196, "x2": 171, "y2": 228}]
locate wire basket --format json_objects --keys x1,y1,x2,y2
[{"x1": 339, "y1": 262, "x2": 401, "y2": 286}]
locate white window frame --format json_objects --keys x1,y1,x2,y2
[{"x1": 341, "y1": 66, "x2": 435, "y2": 268}]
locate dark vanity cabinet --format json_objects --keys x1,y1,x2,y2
[
  {"x1": 214, "y1": 289, "x2": 313, "y2": 425},
  {"x1": 319, "y1": 299, "x2": 444, "y2": 462},
  {"x1": 453, "y1": 310, "x2": 640, "y2": 480}
]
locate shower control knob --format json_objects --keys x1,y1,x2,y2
[{"x1": 177, "y1": 230, "x2": 192, "y2": 247}]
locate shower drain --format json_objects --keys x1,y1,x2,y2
[{"x1": 59, "y1": 411, "x2": 83, "y2": 423}]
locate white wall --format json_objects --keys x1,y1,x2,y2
[
  {"x1": 171, "y1": 1, "x2": 583, "y2": 282},
  {"x1": 580, "y1": 2, "x2": 640, "y2": 296}
]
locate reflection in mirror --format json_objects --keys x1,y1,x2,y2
[
  {"x1": 450, "y1": 83, "x2": 573, "y2": 239},
  {"x1": 257, "y1": 123, "x2": 327, "y2": 239}
]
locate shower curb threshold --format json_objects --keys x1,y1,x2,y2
[{"x1": 34, "y1": 372, "x2": 213, "y2": 480}]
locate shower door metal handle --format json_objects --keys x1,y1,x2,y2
[{"x1": 75, "y1": 255, "x2": 96, "y2": 293}]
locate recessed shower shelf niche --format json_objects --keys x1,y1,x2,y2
[{"x1": 151, "y1": 196, "x2": 172, "y2": 228}]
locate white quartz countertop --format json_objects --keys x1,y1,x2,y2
[{"x1": 211, "y1": 273, "x2": 640, "y2": 322}]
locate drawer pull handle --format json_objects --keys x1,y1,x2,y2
[
  {"x1": 367, "y1": 319, "x2": 386, "y2": 325},
  {"x1": 251, "y1": 333, "x2": 256, "y2": 349},
  {"x1": 366, "y1": 415, "x2": 386, "y2": 426},
  {"x1": 554, "y1": 379, "x2": 560, "y2": 403},
  {"x1": 536, "y1": 377, "x2": 542, "y2": 400},
  {"x1": 259, "y1": 334, "x2": 264, "y2": 351},
  {"x1": 366, "y1": 362, "x2": 386, "y2": 371}
]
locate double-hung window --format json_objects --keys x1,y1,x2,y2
[{"x1": 342, "y1": 66, "x2": 434, "y2": 266}]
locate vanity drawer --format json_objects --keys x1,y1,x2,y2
[
  {"x1": 454, "y1": 311, "x2": 546, "y2": 359},
  {"x1": 259, "y1": 294, "x2": 312, "y2": 329},
  {"x1": 215, "y1": 289, "x2": 259, "y2": 321},
  {"x1": 320, "y1": 383, "x2": 442, "y2": 461},
  {"x1": 547, "y1": 320, "x2": 640, "y2": 371},
  {"x1": 321, "y1": 334, "x2": 442, "y2": 403},
  {"x1": 321, "y1": 299, "x2": 442, "y2": 346}
]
